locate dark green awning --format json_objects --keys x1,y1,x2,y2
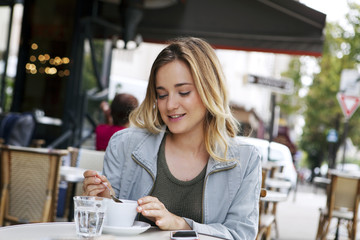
[{"x1": 136, "y1": 0, "x2": 326, "y2": 56}]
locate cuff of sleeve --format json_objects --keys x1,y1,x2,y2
[
  {"x1": 183, "y1": 217, "x2": 194, "y2": 229},
  {"x1": 183, "y1": 218, "x2": 233, "y2": 240}
]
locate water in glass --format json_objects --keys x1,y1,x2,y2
[{"x1": 73, "y1": 196, "x2": 107, "y2": 238}]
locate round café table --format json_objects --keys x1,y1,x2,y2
[{"x1": 0, "y1": 222, "x2": 229, "y2": 240}]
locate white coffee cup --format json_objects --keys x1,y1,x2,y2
[{"x1": 105, "y1": 199, "x2": 138, "y2": 227}]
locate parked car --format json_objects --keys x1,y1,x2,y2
[{"x1": 238, "y1": 136, "x2": 297, "y2": 187}]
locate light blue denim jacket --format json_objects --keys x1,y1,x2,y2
[{"x1": 103, "y1": 127, "x2": 261, "y2": 240}]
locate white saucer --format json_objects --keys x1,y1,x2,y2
[{"x1": 102, "y1": 221, "x2": 151, "y2": 236}]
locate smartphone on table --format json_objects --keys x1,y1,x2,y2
[{"x1": 170, "y1": 230, "x2": 199, "y2": 240}]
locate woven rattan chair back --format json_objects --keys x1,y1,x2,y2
[
  {"x1": 316, "y1": 172, "x2": 360, "y2": 240},
  {"x1": 67, "y1": 147, "x2": 104, "y2": 171},
  {"x1": 67, "y1": 147, "x2": 79, "y2": 167},
  {"x1": 70, "y1": 148, "x2": 105, "y2": 196},
  {"x1": 77, "y1": 148, "x2": 105, "y2": 171},
  {"x1": 0, "y1": 145, "x2": 68, "y2": 225},
  {"x1": 332, "y1": 175, "x2": 359, "y2": 212}
]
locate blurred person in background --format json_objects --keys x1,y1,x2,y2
[{"x1": 95, "y1": 93, "x2": 138, "y2": 151}]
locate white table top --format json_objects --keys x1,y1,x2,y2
[
  {"x1": 0, "y1": 222, "x2": 228, "y2": 240},
  {"x1": 262, "y1": 161, "x2": 285, "y2": 169},
  {"x1": 313, "y1": 176, "x2": 331, "y2": 185},
  {"x1": 328, "y1": 169, "x2": 360, "y2": 179},
  {"x1": 261, "y1": 190, "x2": 288, "y2": 202},
  {"x1": 60, "y1": 166, "x2": 86, "y2": 183},
  {"x1": 265, "y1": 178, "x2": 292, "y2": 190}
]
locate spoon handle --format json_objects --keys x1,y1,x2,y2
[
  {"x1": 101, "y1": 181, "x2": 111, "y2": 192},
  {"x1": 96, "y1": 176, "x2": 122, "y2": 203}
]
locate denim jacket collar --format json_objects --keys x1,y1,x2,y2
[{"x1": 131, "y1": 127, "x2": 238, "y2": 176}]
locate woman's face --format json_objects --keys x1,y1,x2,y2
[{"x1": 155, "y1": 60, "x2": 207, "y2": 136}]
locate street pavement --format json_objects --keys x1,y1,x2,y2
[
  {"x1": 275, "y1": 183, "x2": 357, "y2": 240},
  {"x1": 275, "y1": 183, "x2": 326, "y2": 240}
]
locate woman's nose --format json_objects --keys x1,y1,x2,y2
[{"x1": 166, "y1": 95, "x2": 179, "y2": 110}]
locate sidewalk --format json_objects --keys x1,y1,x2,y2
[
  {"x1": 276, "y1": 183, "x2": 327, "y2": 240},
  {"x1": 275, "y1": 182, "x2": 360, "y2": 240}
]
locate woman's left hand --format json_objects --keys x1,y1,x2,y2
[{"x1": 137, "y1": 196, "x2": 191, "y2": 230}]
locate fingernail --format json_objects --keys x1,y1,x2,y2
[
  {"x1": 95, "y1": 178, "x2": 101, "y2": 183},
  {"x1": 138, "y1": 199, "x2": 142, "y2": 204},
  {"x1": 137, "y1": 207, "x2": 142, "y2": 211}
]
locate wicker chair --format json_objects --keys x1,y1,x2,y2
[
  {"x1": 76, "y1": 148, "x2": 105, "y2": 172},
  {"x1": 257, "y1": 168, "x2": 275, "y2": 240},
  {"x1": 67, "y1": 147, "x2": 105, "y2": 195},
  {"x1": 316, "y1": 171, "x2": 360, "y2": 240},
  {"x1": 0, "y1": 145, "x2": 68, "y2": 225}
]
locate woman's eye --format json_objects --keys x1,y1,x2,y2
[
  {"x1": 180, "y1": 91, "x2": 190, "y2": 96},
  {"x1": 158, "y1": 94, "x2": 167, "y2": 99}
]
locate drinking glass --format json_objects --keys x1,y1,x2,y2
[{"x1": 73, "y1": 196, "x2": 108, "y2": 238}]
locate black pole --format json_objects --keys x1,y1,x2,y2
[
  {"x1": 341, "y1": 119, "x2": 349, "y2": 171},
  {"x1": 47, "y1": 129, "x2": 73, "y2": 149},
  {"x1": 328, "y1": 142, "x2": 335, "y2": 169},
  {"x1": 331, "y1": 115, "x2": 340, "y2": 169},
  {"x1": 0, "y1": 3, "x2": 14, "y2": 111},
  {"x1": 267, "y1": 92, "x2": 276, "y2": 161},
  {"x1": 269, "y1": 92, "x2": 276, "y2": 142}
]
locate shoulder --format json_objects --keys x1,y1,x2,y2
[
  {"x1": 108, "y1": 127, "x2": 165, "y2": 149},
  {"x1": 225, "y1": 137, "x2": 262, "y2": 179},
  {"x1": 228, "y1": 136, "x2": 262, "y2": 160},
  {"x1": 110, "y1": 127, "x2": 152, "y2": 143},
  {"x1": 105, "y1": 127, "x2": 152, "y2": 160}
]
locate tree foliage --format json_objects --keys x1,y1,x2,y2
[
  {"x1": 278, "y1": 58, "x2": 302, "y2": 115},
  {"x1": 82, "y1": 39, "x2": 104, "y2": 91},
  {"x1": 299, "y1": 1, "x2": 360, "y2": 171}
]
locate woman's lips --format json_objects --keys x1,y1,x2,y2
[{"x1": 168, "y1": 113, "x2": 185, "y2": 121}]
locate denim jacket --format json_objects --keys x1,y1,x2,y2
[{"x1": 103, "y1": 127, "x2": 261, "y2": 240}]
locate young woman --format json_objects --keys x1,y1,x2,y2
[{"x1": 83, "y1": 37, "x2": 261, "y2": 240}]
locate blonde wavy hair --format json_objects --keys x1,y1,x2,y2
[{"x1": 129, "y1": 37, "x2": 239, "y2": 162}]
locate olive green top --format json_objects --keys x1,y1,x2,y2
[{"x1": 140, "y1": 136, "x2": 207, "y2": 224}]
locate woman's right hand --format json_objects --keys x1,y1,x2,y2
[{"x1": 82, "y1": 170, "x2": 112, "y2": 198}]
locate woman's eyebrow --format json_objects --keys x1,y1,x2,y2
[
  {"x1": 156, "y1": 86, "x2": 165, "y2": 90},
  {"x1": 174, "y1": 83, "x2": 192, "y2": 88},
  {"x1": 156, "y1": 82, "x2": 192, "y2": 90}
]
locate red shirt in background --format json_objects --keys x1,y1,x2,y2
[{"x1": 95, "y1": 124, "x2": 126, "y2": 151}]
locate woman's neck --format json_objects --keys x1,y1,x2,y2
[
  {"x1": 165, "y1": 130, "x2": 209, "y2": 181},
  {"x1": 166, "y1": 130, "x2": 208, "y2": 162}
]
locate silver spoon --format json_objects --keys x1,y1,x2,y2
[
  {"x1": 96, "y1": 176, "x2": 122, "y2": 203},
  {"x1": 102, "y1": 182, "x2": 123, "y2": 203}
]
